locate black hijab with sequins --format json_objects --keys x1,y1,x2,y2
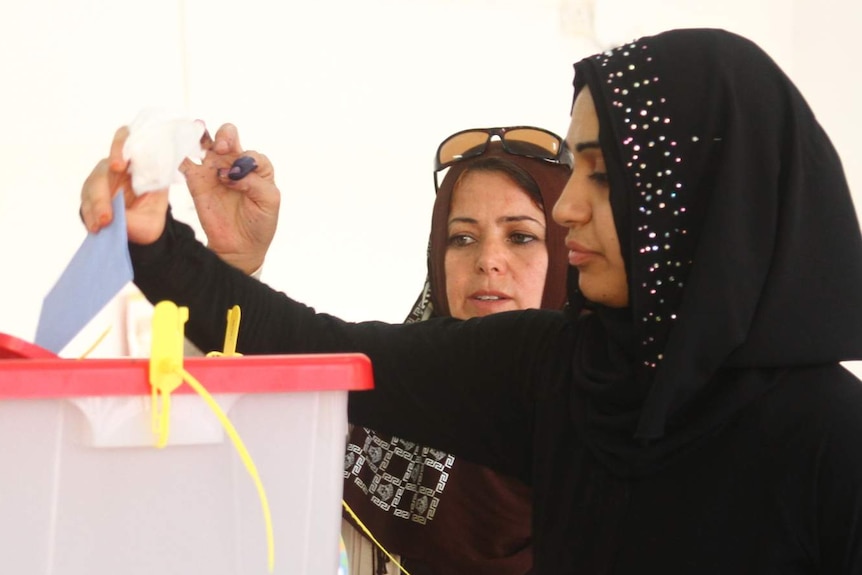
[{"x1": 569, "y1": 28, "x2": 862, "y2": 477}]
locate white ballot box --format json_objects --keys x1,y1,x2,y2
[{"x1": 0, "y1": 336, "x2": 373, "y2": 575}]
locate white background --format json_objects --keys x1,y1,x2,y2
[{"x1": 0, "y1": 0, "x2": 859, "y2": 369}]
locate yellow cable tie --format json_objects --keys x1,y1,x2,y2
[
  {"x1": 149, "y1": 301, "x2": 188, "y2": 448},
  {"x1": 180, "y1": 367, "x2": 275, "y2": 572},
  {"x1": 342, "y1": 500, "x2": 412, "y2": 575},
  {"x1": 206, "y1": 305, "x2": 244, "y2": 358},
  {"x1": 76, "y1": 326, "x2": 113, "y2": 360},
  {"x1": 147, "y1": 302, "x2": 274, "y2": 571}
]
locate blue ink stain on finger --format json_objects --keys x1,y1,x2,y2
[{"x1": 228, "y1": 156, "x2": 258, "y2": 181}]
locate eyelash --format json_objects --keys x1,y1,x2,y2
[
  {"x1": 447, "y1": 233, "x2": 541, "y2": 247},
  {"x1": 510, "y1": 233, "x2": 538, "y2": 245},
  {"x1": 589, "y1": 171, "x2": 609, "y2": 185},
  {"x1": 448, "y1": 234, "x2": 473, "y2": 247}
]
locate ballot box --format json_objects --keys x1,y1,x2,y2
[{"x1": 0, "y1": 333, "x2": 373, "y2": 575}]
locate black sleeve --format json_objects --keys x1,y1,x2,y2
[{"x1": 129, "y1": 213, "x2": 575, "y2": 480}]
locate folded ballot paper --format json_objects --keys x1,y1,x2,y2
[{"x1": 35, "y1": 109, "x2": 206, "y2": 354}]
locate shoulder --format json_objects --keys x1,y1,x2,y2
[
  {"x1": 784, "y1": 364, "x2": 862, "y2": 426},
  {"x1": 762, "y1": 365, "x2": 862, "y2": 503},
  {"x1": 733, "y1": 365, "x2": 862, "y2": 487},
  {"x1": 756, "y1": 365, "x2": 862, "y2": 445},
  {"x1": 784, "y1": 365, "x2": 862, "y2": 572}
]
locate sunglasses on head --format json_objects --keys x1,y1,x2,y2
[{"x1": 434, "y1": 126, "x2": 574, "y2": 174}]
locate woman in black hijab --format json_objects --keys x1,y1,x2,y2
[{"x1": 83, "y1": 27, "x2": 862, "y2": 574}]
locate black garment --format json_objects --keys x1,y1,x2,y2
[
  {"x1": 566, "y1": 29, "x2": 862, "y2": 478},
  {"x1": 128, "y1": 28, "x2": 862, "y2": 574},
  {"x1": 131, "y1": 220, "x2": 862, "y2": 573}
]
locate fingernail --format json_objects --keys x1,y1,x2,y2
[{"x1": 228, "y1": 156, "x2": 258, "y2": 181}]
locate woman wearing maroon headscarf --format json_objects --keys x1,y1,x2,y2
[{"x1": 341, "y1": 129, "x2": 571, "y2": 575}]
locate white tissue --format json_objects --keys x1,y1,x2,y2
[{"x1": 122, "y1": 108, "x2": 206, "y2": 195}]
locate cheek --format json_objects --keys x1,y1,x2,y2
[
  {"x1": 444, "y1": 251, "x2": 468, "y2": 296},
  {"x1": 514, "y1": 251, "x2": 549, "y2": 306},
  {"x1": 595, "y1": 205, "x2": 620, "y2": 253},
  {"x1": 601, "y1": 225, "x2": 626, "y2": 273}
]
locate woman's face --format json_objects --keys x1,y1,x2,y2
[
  {"x1": 444, "y1": 170, "x2": 549, "y2": 319},
  {"x1": 552, "y1": 87, "x2": 629, "y2": 308}
]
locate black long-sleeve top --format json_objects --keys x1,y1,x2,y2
[{"x1": 130, "y1": 215, "x2": 862, "y2": 574}]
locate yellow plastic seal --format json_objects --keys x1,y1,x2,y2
[
  {"x1": 148, "y1": 301, "x2": 275, "y2": 572},
  {"x1": 150, "y1": 301, "x2": 188, "y2": 448},
  {"x1": 206, "y1": 305, "x2": 243, "y2": 358}
]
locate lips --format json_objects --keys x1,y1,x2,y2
[
  {"x1": 566, "y1": 239, "x2": 598, "y2": 266},
  {"x1": 464, "y1": 291, "x2": 514, "y2": 317},
  {"x1": 469, "y1": 290, "x2": 510, "y2": 301}
]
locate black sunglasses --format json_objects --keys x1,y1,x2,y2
[{"x1": 434, "y1": 126, "x2": 574, "y2": 175}]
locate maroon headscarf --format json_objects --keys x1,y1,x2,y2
[
  {"x1": 343, "y1": 136, "x2": 572, "y2": 574},
  {"x1": 409, "y1": 140, "x2": 571, "y2": 320}
]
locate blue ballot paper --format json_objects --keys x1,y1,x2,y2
[{"x1": 35, "y1": 193, "x2": 134, "y2": 353}]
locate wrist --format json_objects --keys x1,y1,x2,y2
[{"x1": 207, "y1": 248, "x2": 265, "y2": 276}]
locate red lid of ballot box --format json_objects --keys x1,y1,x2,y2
[
  {"x1": 0, "y1": 333, "x2": 373, "y2": 399},
  {"x1": 0, "y1": 332, "x2": 58, "y2": 360}
]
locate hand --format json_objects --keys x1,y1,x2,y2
[
  {"x1": 79, "y1": 126, "x2": 170, "y2": 245},
  {"x1": 180, "y1": 123, "x2": 281, "y2": 275}
]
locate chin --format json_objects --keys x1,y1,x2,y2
[
  {"x1": 580, "y1": 285, "x2": 629, "y2": 308},
  {"x1": 462, "y1": 301, "x2": 519, "y2": 319}
]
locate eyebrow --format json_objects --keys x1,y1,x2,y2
[
  {"x1": 449, "y1": 215, "x2": 545, "y2": 226},
  {"x1": 574, "y1": 141, "x2": 601, "y2": 152}
]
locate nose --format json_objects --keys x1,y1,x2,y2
[
  {"x1": 476, "y1": 238, "x2": 508, "y2": 274},
  {"x1": 552, "y1": 171, "x2": 590, "y2": 228}
]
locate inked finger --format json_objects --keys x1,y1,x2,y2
[
  {"x1": 233, "y1": 150, "x2": 273, "y2": 179},
  {"x1": 227, "y1": 156, "x2": 258, "y2": 180}
]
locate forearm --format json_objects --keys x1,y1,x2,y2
[
  {"x1": 130, "y1": 211, "x2": 301, "y2": 355},
  {"x1": 129, "y1": 212, "x2": 570, "y2": 477}
]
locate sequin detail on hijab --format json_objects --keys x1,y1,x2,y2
[{"x1": 591, "y1": 41, "x2": 699, "y2": 372}]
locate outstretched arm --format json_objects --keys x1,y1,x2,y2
[{"x1": 129, "y1": 212, "x2": 572, "y2": 480}]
